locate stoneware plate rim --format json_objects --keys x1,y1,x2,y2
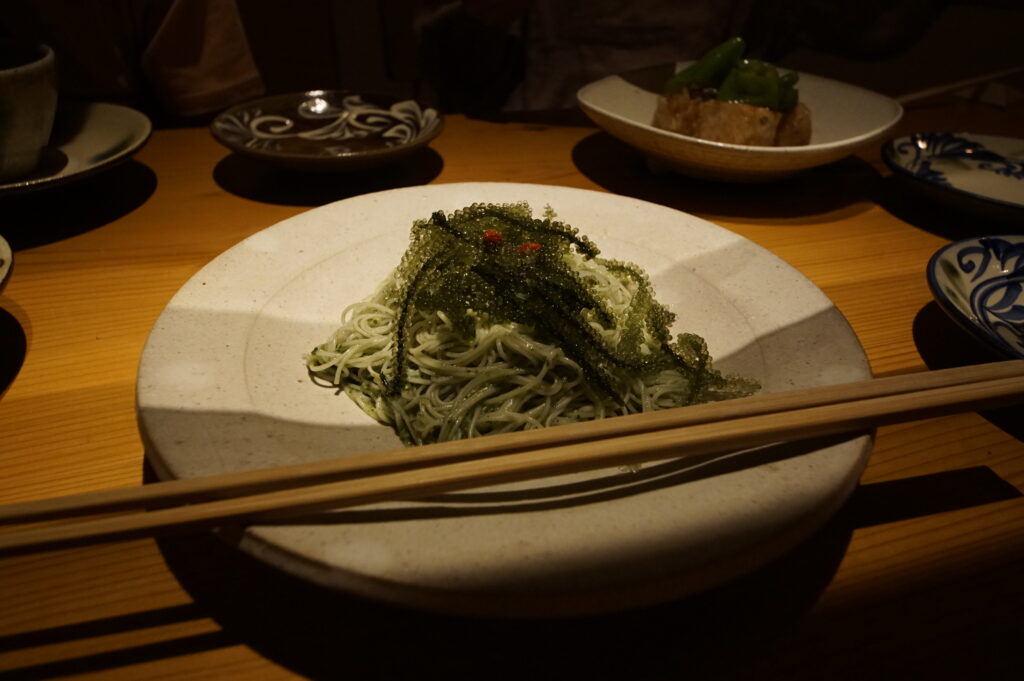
[{"x1": 136, "y1": 182, "x2": 873, "y2": 616}]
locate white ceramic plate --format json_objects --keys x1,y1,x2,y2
[
  {"x1": 0, "y1": 234, "x2": 11, "y2": 293},
  {"x1": 883, "y1": 132, "x2": 1024, "y2": 219},
  {"x1": 927, "y1": 234, "x2": 1024, "y2": 359},
  {"x1": 137, "y1": 183, "x2": 872, "y2": 616},
  {"x1": 0, "y1": 102, "x2": 151, "y2": 196},
  {"x1": 577, "y1": 63, "x2": 903, "y2": 182}
]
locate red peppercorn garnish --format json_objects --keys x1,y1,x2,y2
[
  {"x1": 482, "y1": 229, "x2": 503, "y2": 246},
  {"x1": 518, "y1": 242, "x2": 542, "y2": 255}
]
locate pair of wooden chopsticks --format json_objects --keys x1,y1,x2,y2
[{"x1": 1, "y1": 360, "x2": 1022, "y2": 557}]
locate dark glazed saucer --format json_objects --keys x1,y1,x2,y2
[{"x1": 210, "y1": 91, "x2": 444, "y2": 172}]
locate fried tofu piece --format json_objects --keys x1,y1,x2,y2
[
  {"x1": 774, "y1": 102, "x2": 812, "y2": 146},
  {"x1": 692, "y1": 99, "x2": 780, "y2": 145},
  {"x1": 653, "y1": 91, "x2": 811, "y2": 147}
]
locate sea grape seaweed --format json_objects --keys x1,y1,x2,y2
[{"x1": 382, "y1": 202, "x2": 751, "y2": 405}]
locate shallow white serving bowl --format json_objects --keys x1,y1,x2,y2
[
  {"x1": 577, "y1": 63, "x2": 903, "y2": 182},
  {"x1": 137, "y1": 183, "x2": 872, "y2": 616},
  {"x1": 927, "y1": 235, "x2": 1024, "y2": 359}
]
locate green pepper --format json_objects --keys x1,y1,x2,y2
[
  {"x1": 663, "y1": 37, "x2": 745, "y2": 94},
  {"x1": 778, "y1": 70, "x2": 799, "y2": 111},
  {"x1": 716, "y1": 59, "x2": 790, "y2": 110}
]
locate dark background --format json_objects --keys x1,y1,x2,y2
[{"x1": 2, "y1": 0, "x2": 1023, "y2": 122}]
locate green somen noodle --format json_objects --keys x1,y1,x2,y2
[{"x1": 306, "y1": 202, "x2": 757, "y2": 445}]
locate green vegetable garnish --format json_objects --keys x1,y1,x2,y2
[
  {"x1": 664, "y1": 36, "x2": 745, "y2": 94},
  {"x1": 778, "y1": 70, "x2": 800, "y2": 111},
  {"x1": 381, "y1": 203, "x2": 748, "y2": 404},
  {"x1": 664, "y1": 37, "x2": 800, "y2": 112}
]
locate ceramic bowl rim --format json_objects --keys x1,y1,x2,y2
[
  {"x1": 882, "y1": 132, "x2": 1024, "y2": 212},
  {"x1": 576, "y1": 65, "x2": 904, "y2": 157},
  {"x1": 209, "y1": 90, "x2": 444, "y2": 165},
  {"x1": 926, "y1": 234, "x2": 1024, "y2": 359}
]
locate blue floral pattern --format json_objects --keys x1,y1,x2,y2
[
  {"x1": 890, "y1": 132, "x2": 1024, "y2": 186},
  {"x1": 933, "y1": 236, "x2": 1024, "y2": 358}
]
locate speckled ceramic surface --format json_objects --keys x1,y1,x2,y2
[
  {"x1": 0, "y1": 43, "x2": 57, "y2": 182},
  {"x1": 137, "y1": 183, "x2": 872, "y2": 616},
  {"x1": 210, "y1": 91, "x2": 443, "y2": 171},
  {"x1": 0, "y1": 235, "x2": 11, "y2": 293},
  {"x1": 0, "y1": 102, "x2": 151, "y2": 196},
  {"x1": 883, "y1": 132, "x2": 1024, "y2": 217},
  {"x1": 577, "y1": 63, "x2": 902, "y2": 182},
  {"x1": 927, "y1": 235, "x2": 1024, "y2": 359}
]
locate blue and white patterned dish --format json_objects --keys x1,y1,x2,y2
[
  {"x1": 883, "y1": 132, "x2": 1024, "y2": 214},
  {"x1": 927, "y1": 235, "x2": 1024, "y2": 359},
  {"x1": 211, "y1": 91, "x2": 443, "y2": 172}
]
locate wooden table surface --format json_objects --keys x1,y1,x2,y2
[{"x1": 1, "y1": 95, "x2": 1022, "y2": 680}]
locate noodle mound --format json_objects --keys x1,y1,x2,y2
[{"x1": 307, "y1": 203, "x2": 757, "y2": 445}]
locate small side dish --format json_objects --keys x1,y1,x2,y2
[
  {"x1": 653, "y1": 37, "x2": 810, "y2": 147},
  {"x1": 210, "y1": 91, "x2": 443, "y2": 171},
  {"x1": 577, "y1": 59, "x2": 901, "y2": 181},
  {"x1": 927, "y1": 235, "x2": 1024, "y2": 359},
  {"x1": 883, "y1": 132, "x2": 1024, "y2": 220},
  {"x1": 0, "y1": 102, "x2": 151, "y2": 196}
]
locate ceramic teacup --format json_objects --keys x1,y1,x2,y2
[{"x1": 0, "y1": 42, "x2": 57, "y2": 182}]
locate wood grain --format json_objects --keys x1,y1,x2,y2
[{"x1": 1, "y1": 96, "x2": 1022, "y2": 680}]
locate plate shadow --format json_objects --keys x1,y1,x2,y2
[
  {"x1": 153, "y1": 457, "x2": 1021, "y2": 681},
  {"x1": 212, "y1": 148, "x2": 444, "y2": 207},
  {"x1": 912, "y1": 301, "x2": 1023, "y2": 440},
  {"x1": 3, "y1": 464, "x2": 1019, "y2": 679},
  {"x1": 571, "y1": 131, "x2": 881, "y2": 220},
  {"x1": 878, "y1": 173, "x2": 1024, "y2": 239},
  {"x1": 0, "y1": 160, "x2": 157, "y2": 250},
  {"x1": 153, "y1": 510, "x2": 851, "y2": 681},
  {"x1": 0, "y1": 306, "x2": 27, "y2": 397}
]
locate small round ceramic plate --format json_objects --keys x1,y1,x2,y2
[
  {"x1": 210, "y1": 91, "x2": 443, "y2": 172},
  {"x1": 0, "y1": 102, "x2": 151, "y2": 196},
  {"x1": 883, "y1": 132, "x2": 1024, "y2": 219},
  {"x1": 0, "y1": 234, "x2": 12, "y2": 292},
  {"x1": 137, "y1": 183, "x2": 872, "y2": 616},
  {"x1": 927, "y1": 235, "x2": 1024, "y2": 359},
  {"x1": 577, "y1": 63, "x2": 902, "y2": 182}
]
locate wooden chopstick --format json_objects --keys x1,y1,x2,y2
[
  {"x1": 1, "y1": 360, "x2": 1022, "y2": 557},
  {"x1": 4, "y1": 359, "x2": 1023, "y2": 527},
  {"x1": 896, "y1": 64, "x2": 1024, "y2": 104}
]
